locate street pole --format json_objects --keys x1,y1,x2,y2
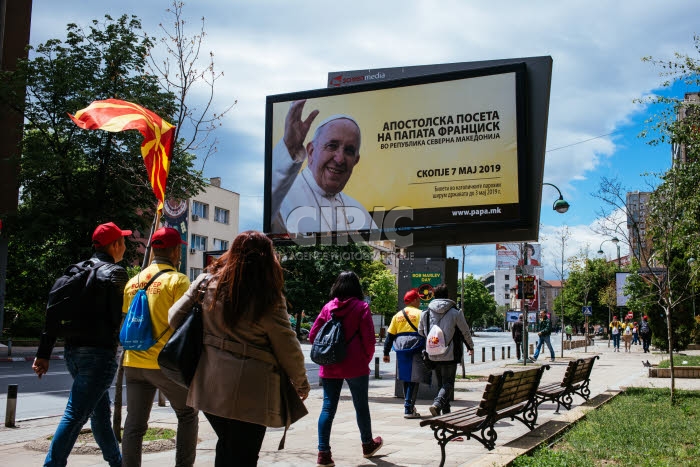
[{"x1": 560, "y1": 242, "x2": 565, "y2": 358}]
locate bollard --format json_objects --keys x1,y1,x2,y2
[
  {"x1": 491, "y1": 347, "x2": 495, "y2": 362},
  {"x1": 507, "y1": 346, "x2": 511, "y2": 359},
  {"x1": 502, "y1": 347, "x2": 505, "y2": 360},
  {"x1": 529, "y1": 343, "x2": 534, "y2": 354},
  {"x1": 5, "y1": 384, "x2": 18, "y2": 428},
  {"x1": 374, "y1": 357, "x2": 380, "y2": 379},
  {"x1": 481, "y1": 347, "x2": 485, "y2": 363},
  {"x1": 7, "y1": 338, "x2": 11, "y2": 357},
  {"x1": 158, "y1": 390, "x2": 166, "y2": 407},
  {"x1": 471, "y1": 352, "x2": 475, "y2": 364}
]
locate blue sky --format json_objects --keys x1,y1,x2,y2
[{"x1": 29, "y1": 0, "x2": 700, "y2": 279}]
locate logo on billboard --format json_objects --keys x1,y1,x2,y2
[{"x1": 328, "y1": 72, "x2": 386, "y2": 87}]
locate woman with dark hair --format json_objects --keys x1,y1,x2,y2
[
  {"x1": 169, "y1": 231, "x2": 310, "y2": 466},
  {"x1": 309, "y1": 271, "x2": 382, "y2": 467}
]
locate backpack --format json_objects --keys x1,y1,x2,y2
[
  {"x1": 44, "y1": 260, "x2": 107, "y2": 338},
  {"x1": 640, "y1": 321, "x2": 651, "y2": 335},
  {"x1": 426, "y1": 313, "x2": 449, "y2": 356},
  {"x1": 624, "y1": 326, "x2": 632, "y2": 336},
  {"x1": 120, "y1": 269, "x2": 173, "y2": 351},
  {"x1": 310, "y1": 313, "x2": 358, "y2": 365}
]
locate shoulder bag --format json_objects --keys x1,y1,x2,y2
[{"x1": 158, "y1": 276, "x2": 210, "y2": 388}]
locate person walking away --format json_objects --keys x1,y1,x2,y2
[
  {"x1": 639, "y1": 315, "x2": 652, "y2": 353},
  {"x1": 121, "y1": 227, "x2": 198, "y2": 467},
  {"x1": 564, "y1": 324, "x2": 573, "y2": 342},
  {"x1": 383, "y1": 290, "x2": 428, "y2": 418},
  {"x1": 169, "y1": 231, "x2": 310, "y2": 466},
  {"x1": 609, "y1": 316, "x2": 622, "y2": 352},
  {"x1": 309, "y1": 271, "x2": 382, "y2": 467},
  {"x1": 32, "y1": 222, "x2": 131, "y2": 467},
  {"x1": 622, "y1": 319, "x2": 633, "y2": 352},
  {"x1": 632, "y1": 322, "x2": 640, "y2": 345},
  {"x1": 532, "y1": 311, "x2": 555, "y2": 362},
  {"x1": 512, "y1": 314, "x2": 524, "y2": 360},
  {"x1": 418, "y1": 284, "x2": 474, "y2": 416}
]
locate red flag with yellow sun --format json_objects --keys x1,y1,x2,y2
[{"x1": 69, "y1": 99, "x2": 175, "y2": 212}]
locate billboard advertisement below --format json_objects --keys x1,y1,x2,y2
[
  {"x1": 496, "y1": 243, "x2": 541, "y2": 268},
  {"x1": 616, "y1": 272, "x2": 631, "y2": 307},
  {"x1": 265, "y1": 63, "x2": 529, "y2": 245}
]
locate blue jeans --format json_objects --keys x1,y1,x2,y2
[
  {"x1": 44, "y1": 347, "x2": 120, "y2": 467},
  {"x1": 403, "y1": 381, "x2": 419, "y2": 413},
  {"x1": 612, "y1": 333, "x2": 621, "y2": 349},
  {"x1": 533, "y1": 334, "x2": 555, "y2": 360},
  {"x1": 318, "y1": 375, "x2": 373, "y2": 451}
]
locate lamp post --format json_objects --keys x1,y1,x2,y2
[
  {"x1": 599, "y1": 237, "x2": 622, "y2": 347},
  {"x1": 689, "y1": 258, "x2": 696, "y2": 318},
  {"x1": 518, "y1": 182, "x2": 569, "y2": 365}
]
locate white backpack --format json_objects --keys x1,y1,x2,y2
[{"x1": 426, "y1": 313, "x2": 449, "y2": 356}]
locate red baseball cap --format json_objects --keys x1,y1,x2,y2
[
  {"x1": 92, "y1": 222, "x2": 132, "y2": 248},
  {"x1": 404, "y1": 289, "x2": 420, "y2": 304},
  {"x1": 150, "y1": 227, "x2": 187, "y2": 249}
]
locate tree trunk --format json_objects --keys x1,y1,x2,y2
[{"x1": 665, "y1": 308, "x2": 675, "y2": 404}]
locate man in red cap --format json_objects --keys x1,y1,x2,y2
[
  {"x1": 33, "y1": 221, "x2": 131, "y2": 466},
  {"x1": 383, "y1": 289, "x2": 427, "y2": 418},
  {"x1": 121, "y1": 227, "x2": 198, "y2": 466}
]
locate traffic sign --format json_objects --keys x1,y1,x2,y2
[{"x1": 582, "y1": 306, "x2": 593, "y2": 316}]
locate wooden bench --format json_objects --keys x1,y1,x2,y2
[
  {"x1": 420, "y1": 365, "x2": 550, "y2": 467},
  {"x1": 536, "y1": 355, "x2": 599, "y2": 413}
]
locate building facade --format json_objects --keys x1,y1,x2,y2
[{"x1": 626, "y1": 191, "x2": 651, "y2": 267}]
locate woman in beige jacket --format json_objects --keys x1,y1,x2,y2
[{"x1": 169, "y1": 231, "x2": 310, "y2": 466}]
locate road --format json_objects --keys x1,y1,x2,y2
[{"x1": 0, "y1": 331, "x2": 563, "y2": 421}]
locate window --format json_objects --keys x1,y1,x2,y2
[
  {"x1": 505, "y1": 293, "x2": 510, "y2": 300},
  {"x1": 191, "y1": 234, "x2": 207, "y2": 251},
  {"x1": 214, "y1": 207, "x2": 229, "y2": 224},
  {"x1": 190, "y1": 268, "x2": 203, "y2": 281},
  {"x1": 213, "y1": 238, "x2": 229, "y2": 251},
  {"x1": 504, "y1": 284, "x2": 510, "y2": 291},
  {"x1": 504, "y1": 274, "x2": 510, "y2": 280},
  {"x1": 192, "y1": 201, "x2": 209, "y2": 219}
]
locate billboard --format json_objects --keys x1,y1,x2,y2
[
  {"x1": 496, "y1": 243, "x2": 541, "y2": 269},
  {"x1": 616, "y1": 272, "x2": 631, "y2": 307},
  {"x1": 516, "y1": 274, "x2": 540, "y2": 311},
  {"x1": 264, "y1": 63, "x2": 536, "y2": 246}
]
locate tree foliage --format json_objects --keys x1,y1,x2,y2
[
  {"x1": 1, "y1": 14, "x2": 206, "y2": 335},
  {"x1": 458, "y1": 274, "x2": 499, "y2": 327}
]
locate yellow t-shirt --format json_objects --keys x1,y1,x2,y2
[
  {"x1": 122, "y1": 263, "x2": 190, "y2": 369},
  {"x1": 387, "y1": 306, "x2": 422, "y2": 334}
]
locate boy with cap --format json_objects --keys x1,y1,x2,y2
[
  {"x1": 121, "y1": 227, "x2": 198, "y2": 467},
  {"x1": 33, "y1": 221, "x2": 131, "y2": 467},
  {"x1": 383, "y1": 289, "x2": 427, "y2": 418}
]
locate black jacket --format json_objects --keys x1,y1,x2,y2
[{"x1": 36, "y1": 252, "x2": 128, "y2": 359}]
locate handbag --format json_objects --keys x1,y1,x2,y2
[
  {"x1": 158, "y1": 277, "x2": 209, "y2": 388},
  {"x1": 402, "y1": 308, "x2": 435, "y2": 370}
]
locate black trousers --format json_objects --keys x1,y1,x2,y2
[{"x1": 204, "y1": 412, "x2": 267, "y2": 467}]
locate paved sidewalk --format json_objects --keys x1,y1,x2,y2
[{"x1": 1, "y1": 341, "x2": 697, "y2": 466}]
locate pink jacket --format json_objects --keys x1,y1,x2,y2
[{"x1": 309, "y1": 297, "x2": 375, "y2": 379}]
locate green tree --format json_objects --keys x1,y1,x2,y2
[
  {"x1": 277, "y1": 243, "x2": 376, "y2": 320},
  {"x1": 367, "y1": 268, "x2": 398, "y2": 321},
  {"x1": 458, "y1": 274, "x2": 499, "y2": 328},
  {"x1": 1, "y1": 15, "x2": 205, "y2": 335}
]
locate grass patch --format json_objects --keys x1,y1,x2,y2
[
  {"x1": 455, "y1": 374, "x2": 487, "y2": 380},
  {"x1": 49, "y1": 427, "x2": 175, "y2": 442},
  {"x1": 513, "y1": 388, "x2": 700, "y2": 467},
  {"x1": 658, "y1": 355, "x2": 700, "y2": 368}
]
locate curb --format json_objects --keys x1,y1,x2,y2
[{"x1": 0, "y1": 355, "x2": 64, "y2": 362}]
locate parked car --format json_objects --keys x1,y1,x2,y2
[{"x1": 484, "y1": 326, "x2": 502, "y2": 332}]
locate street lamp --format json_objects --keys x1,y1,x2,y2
[
  {"x1": 543, "y1": 182, "x2": 570, "y2": 213},
  {"x1": 598, "y1": 237, "x2": 621, "y2": 270},
  {"x1": 598, "y1": 237, "x2": 622, "y2": 347},
  {"x1": 689, "y1": 258, "x2": 696, "y2": 318}
]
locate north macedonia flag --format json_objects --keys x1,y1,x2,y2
[{"x1": 69, "y1": 99, "x2": 175, "y2": 211}]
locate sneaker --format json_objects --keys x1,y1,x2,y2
[
  {"x1": 429, "y1": 405, "x2": 440, "y2": 416},
  {"x1": 550, "y1": 358, "x2": 555, "y2": 362},
  {"x1": 404, "y1": 408, "x2": 421, "y2": 419},
  {"x1": 317, "y1": 450, "x2": 334, "y2": 467},
  {"x1": 362, "y1": 436, "x2": 383, "y2": 458}
]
